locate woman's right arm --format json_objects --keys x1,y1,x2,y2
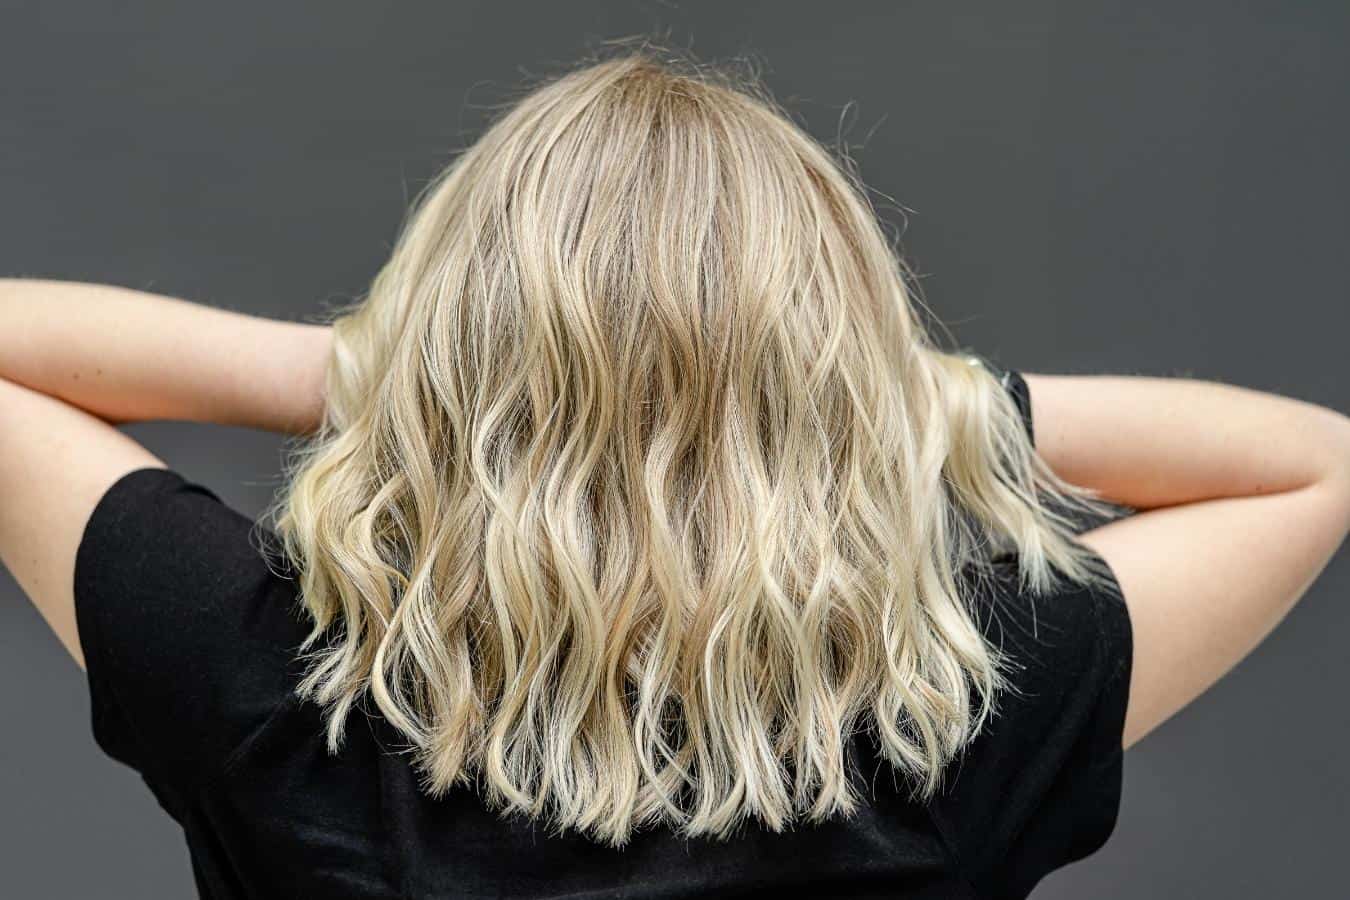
[{"x1": 1022, "y1": 373, "x2": 1350, "y2": 750}]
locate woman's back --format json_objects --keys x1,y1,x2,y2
[{"x1": 73, "y1": 372, "x2": 1131, "y2": 900}]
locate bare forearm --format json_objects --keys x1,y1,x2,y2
[
  {"x1": 0, "y1": 279, "x2": 332, "y2": 435},
  {"x1": 1024, "y1": 372, "x2": 1350, "y2": 511}
]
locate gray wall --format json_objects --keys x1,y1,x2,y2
[{"x1": 2, "y1": 1, "x2": 1346, "y2": 896}]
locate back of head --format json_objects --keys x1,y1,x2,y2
[{"x1": 268, "y1": 48, "x2": 1111, "y2": 846}]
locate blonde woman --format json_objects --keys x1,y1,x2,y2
[{"x1": 3, "y1": 52, "x2": 1348, "y2": 900}]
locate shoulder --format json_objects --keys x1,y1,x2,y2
[
  {"x1": 932, "y1": 552, "x2": 1132, "y2": 898},
  {"x1": 75, "y1": 467, "x2": 280, "y2": 598},
  {"x1": 74, "y1": 466, "x2": 314, "y2": 804},
  {"x1": 977, "y1": 553, "x2": 1130, "y2": 705}
]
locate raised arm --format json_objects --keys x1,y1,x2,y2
[
  {"x1": 0, "y1": 278, "x2": 332, "y2": 435},
  {"x1": 0, "y1": 278, "x2": 332, "y2": 666},
  {"x1": 1024, "y1": 373, "x2": 1350, "y2": 749}
]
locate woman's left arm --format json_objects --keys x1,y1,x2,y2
[{"x1": 0, "y1": 278, "x2": 333, "y2": 435}]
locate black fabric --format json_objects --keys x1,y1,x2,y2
[
  {"x1": 1003, "y1": 369, "x2": 1035, "y2": 446},
  {"x1": 931, "y1": 552, "x2": 1132, "y2": 899},
  {"x1": 73, "y1": 372, "x2": 1131, "y2": 899}
]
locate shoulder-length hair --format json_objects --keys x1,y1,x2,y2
[{"x1": 265, "y1": 48, "x2": 1114, "y2": 847}]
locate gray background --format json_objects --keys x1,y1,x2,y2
[{"x1": 2, "y1": 1, "x2": 1347, "y2": 896}]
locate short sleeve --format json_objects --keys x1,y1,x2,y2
[
  {"x1": 73, "y1": 466, "x2": 312, "y2": 808},
  {"x1": 1002, "y1": 369, "x2": 1035, "y2": 448},
  {"x1": 931, "y1": 548, "x2": 1134, "y2": 899},
  {"x1": 970, "y1": 356, "x2": 1035, "y2": 446}
]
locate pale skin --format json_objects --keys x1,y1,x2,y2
[{"x1": 1, "y1": 279, "x2": 1348, "y2": 753}]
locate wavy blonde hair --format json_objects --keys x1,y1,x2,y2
[{"x1": 266, "y1": 49, "x2": 1116, "y2": 847}]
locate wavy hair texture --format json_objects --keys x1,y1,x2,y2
[{"x1": 264, "y1": 47, "x2": 1118, "y2": 847}]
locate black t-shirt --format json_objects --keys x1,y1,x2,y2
[{"x1": 73, "y1": 371, "x2": 1132, "y2": 900}]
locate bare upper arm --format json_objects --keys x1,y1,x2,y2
[
  {"x1": 1075, "y1": 464, "x2": 1350, "y2": 751},
  {"x1": 0, "y1": 376, "x2": 164, "y2": 668},
  {"x1": 1020, "y1": 371, "x2": 1350, "y2": 749}
]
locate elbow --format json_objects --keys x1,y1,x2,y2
[
  {"x1": 1315, "y1": 409, "x2": 1350, "y2": 533},
  {"x1": 1326, "y1": 409, "x2": 1350, "y2": 479}
]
